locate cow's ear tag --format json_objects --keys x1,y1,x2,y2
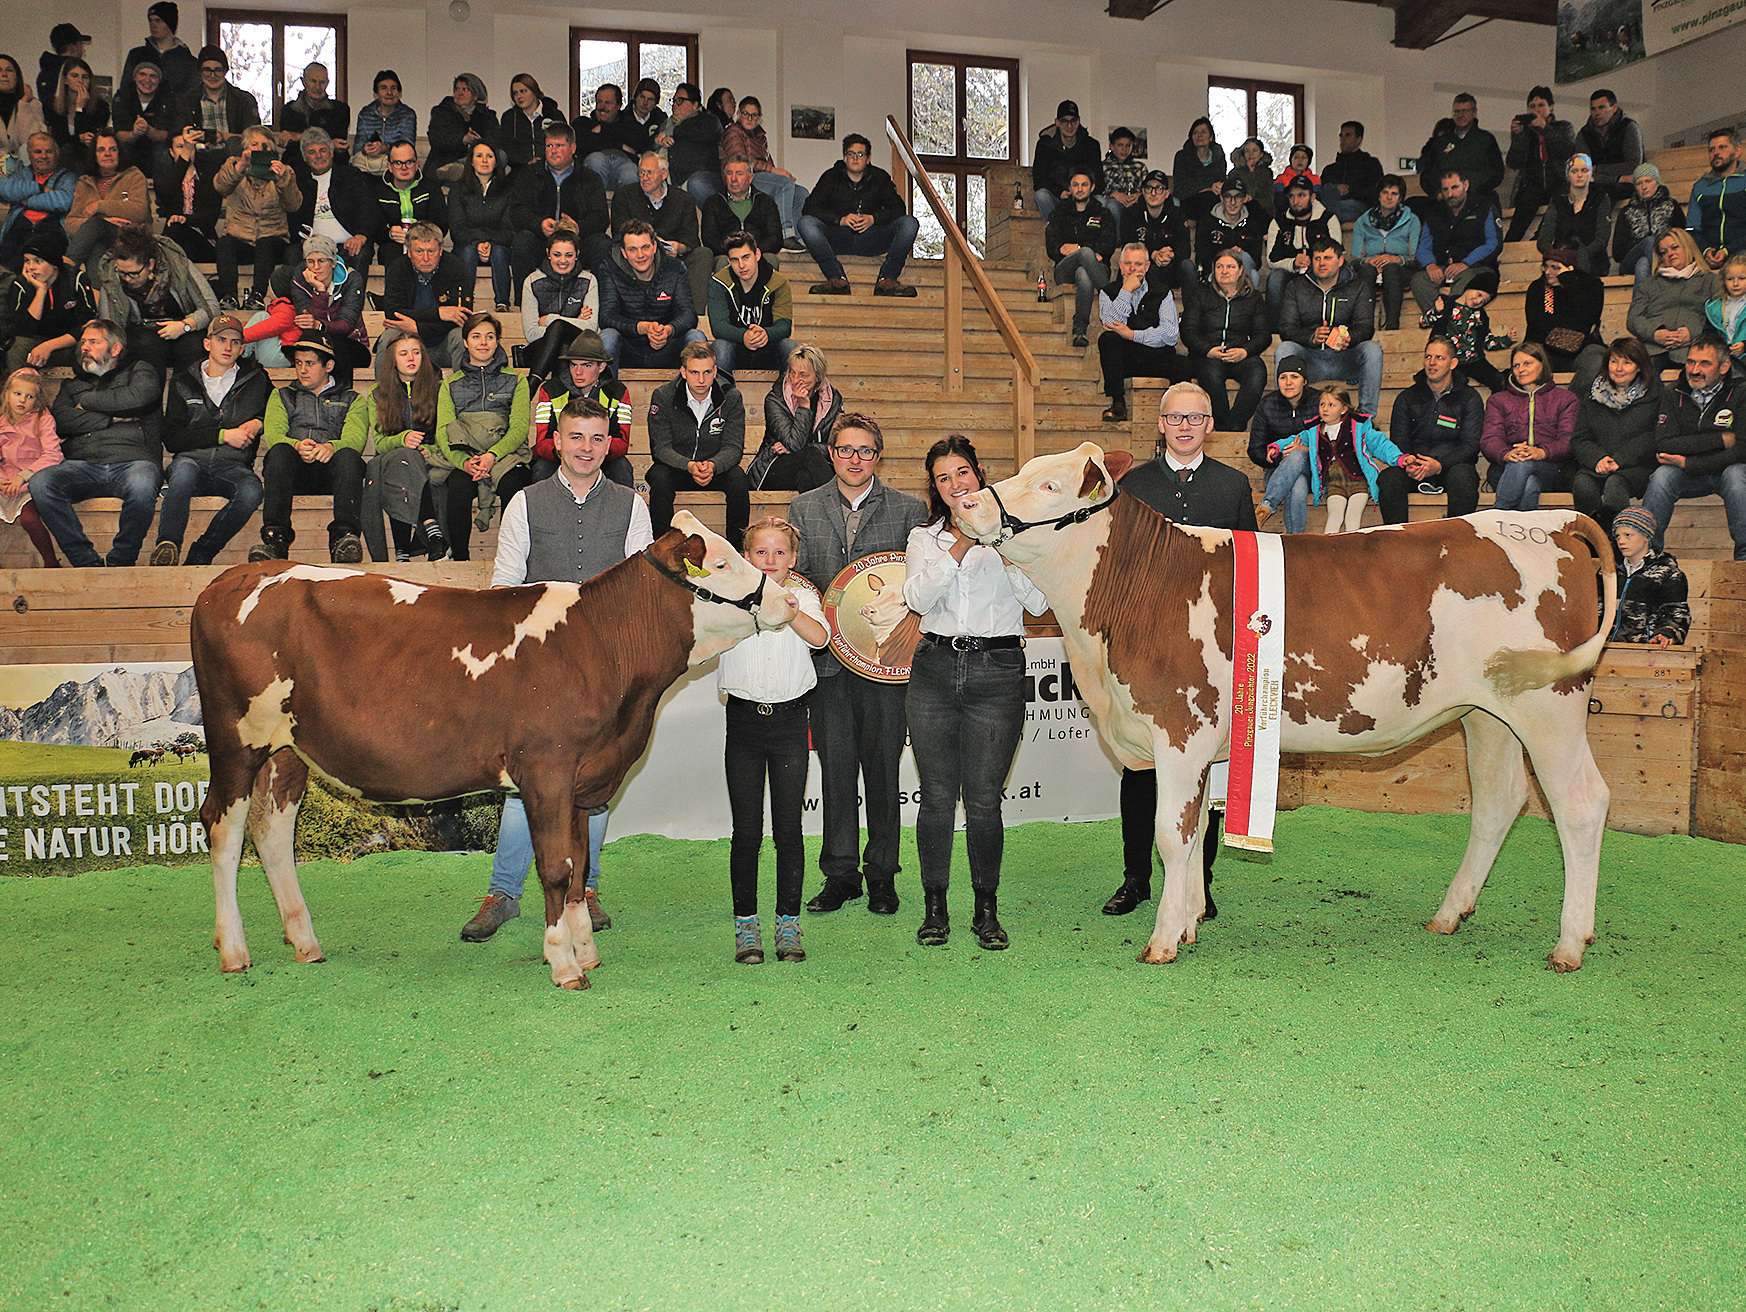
[
  {"x1": 1086, "y1": 480, "x2": 1105, "y2": 501},
  {"x1": 685, "y1": 560, "x2": 711, "y2": 578}
]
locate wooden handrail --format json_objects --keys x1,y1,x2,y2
[{"x1": 885, "y1": 114, "x2": 1038, "y2": 464}]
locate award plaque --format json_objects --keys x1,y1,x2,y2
[{"x1": 821, "y1": 551, "x2": 920, "y2": 683}]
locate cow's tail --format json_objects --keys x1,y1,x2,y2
[{"x1": 1484, "y1": 514, "x2": 1617, "y2": 697}]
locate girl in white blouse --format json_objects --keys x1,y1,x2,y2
[
  {"x1": 902, "y1": 436, "x2": 1048, "y2": 950},
  {"x1": 718, "y1": 517, "x2": 829, "y2": 964}
]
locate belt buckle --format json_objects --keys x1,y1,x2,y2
[
  {"x1": 951, "y1": 635, "x2": 976, "y2": 652},
  {"x1": 756, "y1": 701, "x2": 775, "y2": 716}
]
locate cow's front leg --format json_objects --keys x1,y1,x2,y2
[
  {"x1": 525, "y1": 788, "x2": 587, "y2": 990},
  {"x1": 566, "y1": 803, "x2": 601, "y2": 973},
  {"x1": 1139, "y1": 756, "x2": 1211, "y2": 965}
]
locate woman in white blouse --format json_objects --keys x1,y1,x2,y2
[
  {"x1": 902, "y1": 436, "x2": 1048, "y2": 950},
  {"x1": 718, "y1": 517, "x2": 829, "y2": 965}
]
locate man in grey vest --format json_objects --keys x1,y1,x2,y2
[
  {"x1": 787, "y1": 413, "x2": 927, "y2": 915},
  {"x1": 460, "y1": 400, "x2": 655, "y2": 942}
]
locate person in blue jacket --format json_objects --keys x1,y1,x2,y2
[{"x1": 1271, "y1": 382, "x2": 1408, "y2": 533}]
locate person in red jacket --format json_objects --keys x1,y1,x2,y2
[
  {"x1": 1480, "y1": 342, "x2": 1579, "y2": 509},
  {"x1": 526, "y1": 331, "x2": 631, "y2": 486}
]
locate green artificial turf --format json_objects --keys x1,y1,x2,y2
[{"x1": 2, "y1": 807, "x2": 1743, "y2": 1311}]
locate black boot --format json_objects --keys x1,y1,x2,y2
[
  {"x1": 916, "y1": 888, "x2": 949, "y2": 946},
  {"x1": 1101, "y1": 880, "x2": 1151, "y2": 915},
  {"x1": 865, "y1": 874, "x2": 899, "y2": 915},
  {"x1": 805, "y1": 877, "x2": 863, "y2": 914},
  {"x1": 972, "y1": 890, "x2": 1008, "y2": 950}
]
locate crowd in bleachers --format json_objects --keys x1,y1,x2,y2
[{"x1": 1031, "y1": 90, "x2": 1744, "y2": 559}]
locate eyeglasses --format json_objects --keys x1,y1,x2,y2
[
  {"x1": 114, "y1": 264, "x2": 150, "y2": 281},
  {"x1": 200, "y1": 64, "x2": 224, "y2": 74},
  {"x1": 741, "y1": 110, "x2": 762, "y2": 120},
  {"x1": 390, "y1": 156, "x2": 417, "y2": 167},
  {"x1": 831, "y1": 444, "x2": 878, "y2": 461},
  {"x1": 844, "y1": 149, "x2": 869, "y2": 159},
  {"x1": 672, "y1": 93, "x2": 693, "y2": 104},
  {"x1": 1160, "y1": 413, "x2": 1213, "y2": 428}
]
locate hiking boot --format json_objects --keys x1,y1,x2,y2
[
  {"x1": 330, "y1": 532, "x2": 364, "y2": 564},
  {"x1": 916, "y1": 888, "x2": 949, "y2": 946},
  {"x1": 584, "y1": 887, "x2": 611, "y2": 930},
  {"x1": 774, "y1": 914, "x2": 806, "y2": 962},
  {"x1": 805, "y1": 878, "x2": 862, "y2": 914},
  {"x1": 1071, "y1": 330, "x2": 1089, "y2": 348},
  {"x1": 1254, "y1": 501, "x2": 1275, "y2": 529},
  {"x1": 734, "y1": 915, "x2": 764, "y2": 964},
  {"x1": 149, "y1": 540, "x2": 180, "y2": 566},
  {"x1": 810, "y1": 277, "x2": 852, "y2": 295},
  {"x1": 972, "y1": 890, "x2": 1009, "y2": 950},
  {"x1": 460, "y1": 892, "x2": 520, "y2": 941},
  {"x1": 248, "y1": 531, "x2": 289, "y2": 562},
  {"x1": 874, "y1": 277, "x2": 917, "y2": 297},
  {"x1": 419, "y1": 518, "x2": 448, "y2": 561}
]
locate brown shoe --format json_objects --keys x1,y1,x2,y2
[
  {"x1": 459, "y1": 892, "x2": 520, "y2": 942},
  {"x1": 584, "y1": 887, "x2": 612, "y2": 931},
  {"x1": 809, "y1": 277, "x2": 851, "y2": 295},
  {"x1": 1255, "y1": 501, "x2": 1274, "y2": 528},
  {"x1": 874, "y1": 277, "x2": 917, "y2": 297},
  {"x1": 150, "y1": 540, "x2": 180, "y2": 566}
]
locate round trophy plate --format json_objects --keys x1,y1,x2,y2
[{"x1": 821, "y1": 551, "x2": 919, "y2": 683}]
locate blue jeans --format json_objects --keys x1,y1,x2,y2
[
  {"x1": 1053, "y1": 248, "x2": 1111, "y2": 334},
  {"x1": 1261, "y1": 446, "x2": 1312, "y2": 533},
  {"x1": 598, "y1": 326, "x2": 707, "y2": 372},
  {"x1": 751, "y1": 172, "x2": 808, "y2": 237},
  {"x1": 797, "y1": 214, "x2": 920, "y2": 283},
  {"x1": 28, "y1": 459, "x2": 162, "y2": 567},
  {"x1": 583, "y1": 150, "x2": 638, "y2": 191},
  {"x1": 1644, "y1": 463, "x2": 1746, "y2": 561},
  {"x1": 711, "y1": 335, "x2": 799, "y2": 377},
  {"x1": 1318, "y1": 184, "x2": 1367, "y2": 228},
  {"x1": 682, "y1": 170, "x2": 722, "y2": 207},
  {"x1": 488, "y1": 795, "x2": 609, "y2": 898},
  {"x1": 460, "y1": 239, "x2": 513, "y2": 306},
  {"x1": 1033, "y1": 188, "x2": 1064, "y2": 221},
  {"x1": 1491, "y1": 458, "x2": 1569, "y2": 510},
  {"x1": 1620, "y1": 236, "x2": 1653, "y2": 281},
  {"x1": 1274, "y1": 339, "x2": 1384, "y2": 416},
  {"x1": 157, "y1": 456, "x2": 264, "y2": 564}
]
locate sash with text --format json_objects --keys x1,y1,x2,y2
[{"x1": 1224, "y1": 531, "x2": 1286, "y2": 852}]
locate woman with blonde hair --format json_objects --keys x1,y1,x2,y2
[
  {"x1": 212, "y1": 124, "x2": 301, "y2": 309},
  {"x1": 1627, "y1": 227, "x2": 1719, "y2": 367},
  {"x1": 750, "y1": 344, "x2": 840, "y2": 491},
  {"x1": 0, "y1": 366, "x2": 63, "y2": 566}
]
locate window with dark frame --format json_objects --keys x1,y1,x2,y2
[
  {"x1": 571, "y1": 28, "x2": 699, "y2": 120},
  {"x1": 1207, "y1": 76, "x2": 1306, "y2": 169},
  {"x1": 905, "y1": 50, "x2": 1019, "y2": 258},
  {"x1": 205, "y1": 9, "x2": 347, "y2": 127}
]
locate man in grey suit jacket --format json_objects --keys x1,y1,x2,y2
[{"x1": 787, "y1": 413, "x2": 927, "y2": 915}]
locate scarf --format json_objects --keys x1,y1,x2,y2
[
  {"x1": 1589, "y1": 375, "x2": 1648, "y2": 411},
  {"x1": 1659, "y1": 262, "x2": 1701, "y2": 280},
  {"x1": 1366, "y1": 204, "x2": 1404, "y2": 233},
  {"x1": 784, "y1": 372, "x2": 834, "y2": 421}
]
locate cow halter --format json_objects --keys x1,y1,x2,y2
[
  {"x1": 649, "y1": 553, "x2": 772, "y2": 630},
  {"x1": 985, "y1": 480, "x2": 1120, "y2": 544}
]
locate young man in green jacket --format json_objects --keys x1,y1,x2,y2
[
  {"x1": 707, "y1": 229, "x2": 797, "y2": 380},
  {"x1": 250, "y1": 330, "x2": 366, "y2": 561}
]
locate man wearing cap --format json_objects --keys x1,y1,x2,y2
[
  {"x1": 1195, "y1": 175, "x2": 1266, "y2": 285},
  {"x1": 113, "y1": 58, "x2": 180, "y2": 174},
  {"x1": 1265, "y1": 174, "x2": 1340, "y2": 317},
  {"x1": 37, "y1": 24, "x2": 91, "y2": 109},
  {"x1": 34, "y1": 320, "x2": 164, "y2": 568},
  {"x1": 153, "y1": 313, "x2": 268, "y2": 566},
  {"x1": 528, "y1": 332, "x2": 634, "y2": 487},
  {"x1": 178, "y1": 46, "x2": 261, "y2": 154},
  {"x1": 1643, "y1": 333, "x2": 1746, "y2": 562},
  {"x1": 1121, "y1": 170, "x2": 1195, "y2": 292},
  {"x1": 1689, "y1": 127, "x2": 1744, "y2": 271},
  {"x1": 1031, "y1": 100, "x2": 1102, "y2": 222},
  {"x1": 252, "y1": 331, "x2": 367, "y2": 563},
  {"x1": 1608, "y1": 506, "x2": 1691, "y2": 646},
  {"x1": 123, "y1": 4, "x2": 199, "y2": 106},
  {"x1": 4, "y1": 227, "x2": 96, "y2": 372}
]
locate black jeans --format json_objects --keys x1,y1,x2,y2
[
  {"x1": 1120, "y1": 766, "x2": 1220, "y2": 890},
  {"x1": 1504, "y1": 189, "x2": 1549, "y2": 242},
  {"x1": 261, "y1": 443, "x2": 365, "y2": 543},
  {"x1": 216, "y1": 234, "x2": 287, "y2": 300},
  {"x1": 724, "y1": 694, "x2": 812, "y2": 917},
  {"x1": 443, "y1": 464, "x2": 537, "y2": 561},
  {"x1": 1193, "y1": 354, "x2": 1268, "y2": 430},
  {"x1": 906, "y1": 638, "x2": 1027, "y2": 894},
  {"x1": 1098, "y1": 333, "x2": 1188, "y2": 401},
  {"x1": 645, "y1": 461, "x2": 750, "y2": 545},
  {"x1": 1370, "y1": 464, "x2": 1417, "y2": 525},
  {"x1": 810, "y1": 669, "x2": 908, "y2": 888},
  {"x1": 523, "y1": 321, "x2": 582, "y2": 382},
  {"x1": 1571, "y1": 465, "x2": 1652, "y2": 532}
]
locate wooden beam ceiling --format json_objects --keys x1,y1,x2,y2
[{"x1": 1339, "y1": 0, "x2": 1558, "y2": 48}]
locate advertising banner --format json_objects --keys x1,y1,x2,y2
[{"x1": 1643, "y1": 0, "x2": 1746, "y2": 54}]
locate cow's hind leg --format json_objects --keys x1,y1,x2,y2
[
  {"x1": 1428, "y1": 709, "x2": 1529, "y2": 935},
  {"x1": 525, "y1": 788, "x2": 587, "y2": 990},
  {"x1": 1139, "y1": 755, "x2": 1212, "y2": 965},
  {"x1": 251, "y1": 750, "x2": 323, "y2": 963},
  {"x1": 1515, "y1": 702, "x2": 1609, "y2": 972},
  {"x1": 203, "y1": 745, "x2": 267, "y2": 973}
]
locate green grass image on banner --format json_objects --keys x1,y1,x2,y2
[{"x1": 2, "y1": 808, "x2": 1742, "y2": 1310}]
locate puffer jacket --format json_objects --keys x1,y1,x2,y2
[
  {"x1": 246, "y1": 263, "x2": 369, "y2": 351},
  {"x1": 646, "y1": 373, "x2": 743, "y2": 473},
  {"x1": 435, "y1": 346, "x2": 530, "y2": 467},
  {"x1": 1180, "y1": 280, "x2": 1270, "y2": 358},
  {"x1": 261, "y1": 378, "x2": 363, "y2": 453},
  {"x1": 1654, "y1": 375, "x2": 1746, "y2": 477},
  {"x1": 1481, "y1": 379, "x2": 1579, "y2": 467},
  {"x1": 1610, "y1": 188, "x2": 1684, "y2": 267},
  {"x1": 91, "y1": 235, "x2": 218, "y2": 332},
  {"x1": 0, "y1": 164, "x2": 75, "y2": 244},
  {"x1": 1627, "y1": 267, "x2": 1720, "y2": 363},
  {"x1": 49, "y1": 359, "x2": 164, "y2": 464},
  {"x1": 448, "y1": 171, "x2": 516, "y2": 247},
  {"x1": 214, "y1": 155, "x2": 301, "y2": 241},
  {"x1": 1274, "y1": 415, "x2": 1404, "y2": 503},
  {"x1": 1389, "y1": 372, "x2": 1484, "y2": 469},
  {"x1": 1572, "y1": 377, "x2": 1661, "y2": 478},
  {"x1": 1689, "y1": 170, "x2": 1746, "y2": 254},
  {"x1": 1248, "y1": 388, "x2": 1319, "y2": 467},
  {"x1": 598, "y1": 247, "x2": 697, "y2": 336},
  {"x1": 1612, "y1": 551, "x2": 1690, "y2": 645},
  {"x1": 1277, "y1": 262, "x2": 1375, "y2": 348},
  {"x1": 521, "y1": 260, "x2": 597, "y2": 344},
  {"x1": 163, "y1": 356, "x2": 272, "y2": 467}
]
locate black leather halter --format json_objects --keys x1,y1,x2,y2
[
  {"x1": 649, "y1": 554, "x2": 771, "y2": 628},
  {"x1": 985, "y1": 480, "x2": 1121, "y2": 544}
]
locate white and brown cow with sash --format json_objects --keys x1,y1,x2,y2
[
  {"x1": 955, "y1": 443, "x2": 1618, "y2": 972},
  {"x1": 191, "y1": 511, "x2": 798, "y2": 990}
]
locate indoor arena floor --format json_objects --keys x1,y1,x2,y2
[{"x1": 3, "y1": 807, "x2": 1742, "y2": 1311}]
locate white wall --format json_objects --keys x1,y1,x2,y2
[{"x1": 62, "y1": 0, "x2": 1732, "y2": 177}]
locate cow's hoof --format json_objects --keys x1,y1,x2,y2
[
  {"x1": 294, "y1": 945, "x2": 327, "y2": 964},
  {"x1": 1182, "y1": 923, "x2": 1197, "y2": 946},
  {"x1": 577, "y1": 954, "x2": 602, "y2": 972},
  {"x1": 1426, "y1": 916, "x2": 1460, "y2": 935},
  {"x1": 1136, "y1": 943, "x2": 1178, "y2": 965},
  {"x1": 1546, "y1": 945, "x2": 1585, "y2": 973},
  {"x1": 556, "y1": 973, "x2": 590, "y2": 991},
  {"x1": 219, "y1": 957, "x2": 250, "y2": 973}
]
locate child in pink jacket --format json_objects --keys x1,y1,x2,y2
[{"x1": 0, "y1": 366, "x2": 64, "y2": 565}]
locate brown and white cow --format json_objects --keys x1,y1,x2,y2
[
  {"x1": 955, "y1": 443, "x2": 1618, "y2": 972},
  {"x1": 190, "y1": 511, "x2": 798, "y2": 990}
]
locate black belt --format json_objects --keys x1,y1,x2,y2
[
  {"x1": 921, "y1": 633, "x2": 1023, "y2": 652},
  {"x1": 727, "y1": 694, "x2": 809, "y2": 717}
]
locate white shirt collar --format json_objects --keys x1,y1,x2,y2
[
  {"x1": 1165, "y1": 451, "x2": 1205, "y2": 474},
  {"x1": 557, "y1": 466, "x2": 604, "y2": 504}
]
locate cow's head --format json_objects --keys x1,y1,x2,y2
[
  {"x1": 953, "y1": 442, "x2": 1133, "y2": 559},
  {"x1": 650, "y1": 511, "x2": 799, "y2": 663}
]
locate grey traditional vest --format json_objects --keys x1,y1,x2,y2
[{"x1": 521, "y1": 472, "x2": 638, "y2": 584}]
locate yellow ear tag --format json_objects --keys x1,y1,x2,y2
[
  {"x1": 1087, "y1": 481, "x2": 1104, "y2": 501},
  {"x1": 684, "y1": 560, "x2": 711, "y2": 578}
]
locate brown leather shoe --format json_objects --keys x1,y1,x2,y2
[
  {"x1": 584, "y1": 887, "x2": 612, "y2": 931},
  {"x1": 460, "y1": 892, "x2": 520, "y2": 942},
  {"x1": 874, "y1": 277, "x2": 917, "y2": 297},
  {"x1": 150, "y1": 540, "x2": 180, "y2": 566},
  {"x1": 809, "y1": 277, "x2": 852, "y2": 295}
]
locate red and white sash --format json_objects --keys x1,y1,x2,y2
[{"x1": 1224, "y1": 531, "x2": 1286, "y2": 852}]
